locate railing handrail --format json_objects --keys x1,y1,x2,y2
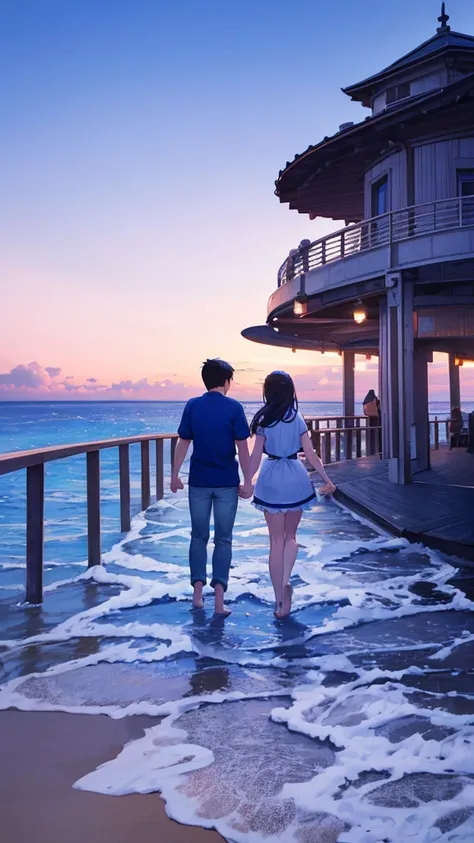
[
  {"x1": 278, "y1": 194, "x2": 474, "y2": 286},
  {"x1": 304, "y1": 414, "x2": 368, "y2": 421},
  {"x1": 0, "y1": 432, "x2": 179, "y2": 477}
]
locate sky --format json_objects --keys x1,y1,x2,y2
[{"x1": 1, "y1": 0, "x2": 474, "y2": 402}]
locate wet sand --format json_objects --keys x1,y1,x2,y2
[{"x1": 1, "y1": 710, "x2": 223, "y2": 843}]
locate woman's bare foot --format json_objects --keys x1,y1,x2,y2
[
  {"x1": 280, "y1": 584, "x2": 293, "y2": 618},
  {"x1": 192, "y1": 582, "x2": 204, "y2": 609},
  {"x1": 274, "y1": 601, "x2": 283, "y2": 619}
]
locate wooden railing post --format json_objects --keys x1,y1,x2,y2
[
  {"x1": 335, "y1": 430, "x2": 341, "y2": 462},
  {"x1": 26, "y1": 463, "x2": 44, "y2": 604},
  {"x1": 119, "y1": 444, "x2": 130, "y2": 533},
  {"x1": 156, "y1": 439, "x2": 164, "y2": 500},
  {"x1": 87, "y1": 451, "x2": 101, "y2": 568},
  {"x1": 323, "y1": 431, "x2": 331, "y2": 464},
  {"x1": 434, "y1": 417, "x2": 439, "y2": 451},
  {"x1": 141, "y1": 440, "x2": 150, "y2": 511},
  {"x1": 170, "y1": 437, "x2": 177, "y2": 472},
  {"x1": 344, "y1": 426, "x2": 353, "y2": 460},
  {"x1": 356, "y1": 427, "x2": 362, "y2": 458}
]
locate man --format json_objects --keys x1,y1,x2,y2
[{"x1": 170, "y1": 359, "x2": 253, "y2": 615}]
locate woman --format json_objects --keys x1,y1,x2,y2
[
  {"x1": 362, "y1": 389, "x2": 381, "y2": 422},
  {"x1": 363, "y1": 389, "x2": 382, "y2": 453},
  {"x1": 246, "y1": 371, "x2": 336, "y2": 619}
]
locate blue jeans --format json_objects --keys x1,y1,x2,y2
[{"x1": 188, "y1": 486, "x2": 239, "y2": 592}]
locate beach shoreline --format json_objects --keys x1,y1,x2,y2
[{"x1": 1, "y1": 709, "x2": 223, "y2": 843}]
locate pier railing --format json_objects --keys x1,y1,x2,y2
[
  {"x1": 0, "y1": 433, "x2": 178, "y2": 604},
  {"x1": 278, "y1": 195, "x2": 474, "y2": 286},
  {"x1": 0, "y1": 414, "x2": 460, "y2": 605},
  {"x1": 305, "y1": 415, "x2": 381, "y2": 462}
]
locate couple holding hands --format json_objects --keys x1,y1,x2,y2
[{"x1": 171, "y1": 358, "x2": 336, "y2": 618}]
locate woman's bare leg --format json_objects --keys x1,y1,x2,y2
[
  {"x1": 281, "y1": 510, "x2": 303, "y2": 616},
  {"x1": 264, "y1": 511, "x2": 286, "y2": 615}
]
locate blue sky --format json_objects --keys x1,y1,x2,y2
[{"x1": 1, "y1": 0, "x2": 473, "y2": 400}]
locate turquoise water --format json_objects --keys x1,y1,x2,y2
[{"x1": 1, "y1": 400, "x2": 474, "y2": 841}]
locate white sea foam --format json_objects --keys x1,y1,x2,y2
[
  {"x1": 1, "y1": 487, "x2": 473, "y2": 843},
  {"x1": 71, "y1": 668, "x2": 474, "y2": 842}
]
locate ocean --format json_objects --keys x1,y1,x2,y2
[{"x1": 1, "y1": 400, "x2": 474, "y2": 842}]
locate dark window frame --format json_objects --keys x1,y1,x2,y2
[
  {"x1": 386, "y1": 82, "x2": 411, "y2": 105},
  {"x1": 372, "y1": 175, "x2": 389, "y2": 218},
  {"x1": 457, "y1": 169, "x2": 474, "y2": 197}
]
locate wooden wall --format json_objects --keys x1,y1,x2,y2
[
  {"x1": 364, "y1": 137, "x2": 474, "y2": 218},
  {"x1": 414, "y1": 137, "x2": 474, "y2": 204}
]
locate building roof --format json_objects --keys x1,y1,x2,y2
[
  {"x1": 344, "y1": 6, "x2": 474, "y2": 105},
  {"x1": 275, "y1": 72, "x2": 474, "y2": 221}
]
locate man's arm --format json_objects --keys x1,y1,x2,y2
[
  {"x1": 236, "y1": 438, "x2": 251, "y2": 483},
  {"x1": 171, "y1": 401, "x2": 193, "y2": 493},
  {"x1": 170, "y1": 438, "x2": 191, "y2": 493}
]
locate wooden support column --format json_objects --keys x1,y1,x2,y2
[
  {"x1": 379, "y1": 297, "x2": 390, "y2": 459},
  {"x1": 413, "y1": 347, "x2": 431, "y2": 474},
  {"x1": 141, "y1": 440, "x2": 150, "y2": 511},
  {"x1": 342, "y1": 351, "x2": 355, "y2": 460},
  {"x1": 26, "y1": 463, "x2": 44, "y2": 604},
  {"x1": 87, "y1": 451, "x2": 101, "y2": 567},
  {"x1": 449, "y1": 352, "x2": 461, "y2": 411},
  {"x1": 119, "y1": 444, "x2": 131, "y2": 532},
  {"x1": 386, "y1": 273, "x2": 414, "y2": 484}
]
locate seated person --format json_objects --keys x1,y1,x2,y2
[{"x1": 449, "y1": 407, "x2": 468, "y2": 449}]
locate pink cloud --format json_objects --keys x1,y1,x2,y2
[{"x1": 0, "y1": 356, "x2": 471, "y2": 402}]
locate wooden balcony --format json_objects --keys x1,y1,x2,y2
[
  {"x1": 278, "y1": 196, "x2": 474, "y2": 287},
  {"x1": 269, "y1": 196, "x2": 474, "y2": 317}
]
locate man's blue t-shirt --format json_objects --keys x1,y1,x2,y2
[{"x1": 178, "y1": 392, "x2": 250, "y2": 487}]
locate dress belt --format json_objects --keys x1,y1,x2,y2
[{"x1": 266, "y1": 452, "x2": 298, "y2": 460}]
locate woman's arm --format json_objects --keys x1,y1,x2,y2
[
  {"x1": 239, "y1": 435, "x2": 265, "y2": 498},
  {"x1": 170, "y1": 438, "x2": 191, "y2": 492},
  {"x1": 248, "y1": 435, "x2": 265, "y2": 480},
  {"x1": 236, "y1": 439, "x2": 251, "y2": 483},
  {"x1": 301, "y1": 432, "x2": 336, "y2": 493}
]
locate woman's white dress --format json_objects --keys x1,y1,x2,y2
[{"x1": 253, "y1": 412, "x2": 316, "y2": 513}]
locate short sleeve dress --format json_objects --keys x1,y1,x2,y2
[{"x1": 253, "y1": 411, "x2": 316, "y2": 512}]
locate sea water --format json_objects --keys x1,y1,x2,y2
[{"x1": 1, "y1": 400, "x2": 474, "y2": 843}]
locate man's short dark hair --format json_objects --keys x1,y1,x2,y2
[{"x1": 201, "y1": 358, "x2": 234, "y2": 390}]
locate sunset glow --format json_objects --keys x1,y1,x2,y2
[{"x1": 1, "y1": 1, "x2": 473, "y2": 402}]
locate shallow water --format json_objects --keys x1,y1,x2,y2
[{"x1": 1, "y1": 401, "x2": 474, "y2": 842}]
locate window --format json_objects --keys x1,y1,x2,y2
[
  {"x1": 386, "y1": 82, "x2": 411, "y2": 105},
  {"x1": 372, "y1": 176, "x2": 388, "y2": 217},
  {"x1": 458, "y1": 170, "x2": 474, "y2": 197},
  {"x1": 369, "y1": 175, "x2": 389, "y2": 245},
  {"x1": 458, "y1": 170, "x2": 474, "y2": 225}
]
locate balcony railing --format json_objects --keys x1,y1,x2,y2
[{"x1": 278, "y1": 195, "x2": 474, "y2": 287}]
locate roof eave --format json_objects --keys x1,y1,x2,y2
[
  {"x1": 342, "y1": 41, "x2": 474, "y2": 102},
  {"x1": 275, "y1": 73, "x2": 474, "y2": 213}
]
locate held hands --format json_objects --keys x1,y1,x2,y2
[
  {"x1": 239, "y1": 482, "x2": 254, "y2": 500},
  {"x1": 170, "y1": 475, "x2": 184, "y2": 494}
]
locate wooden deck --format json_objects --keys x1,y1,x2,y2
[{"x1": 325, "y1": 447, "x2": 474, "y2": 563}]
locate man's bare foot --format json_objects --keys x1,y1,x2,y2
[
  {"x1": 192, "y1": 582, "x2": 204, "y2": 609},
  {"x1": 214, "y1": 584, "x2": 231, "y2": 616}
]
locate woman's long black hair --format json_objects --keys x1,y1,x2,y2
[{"x1": 250, "y1": 371, "x2": 298, "y2": 434}]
